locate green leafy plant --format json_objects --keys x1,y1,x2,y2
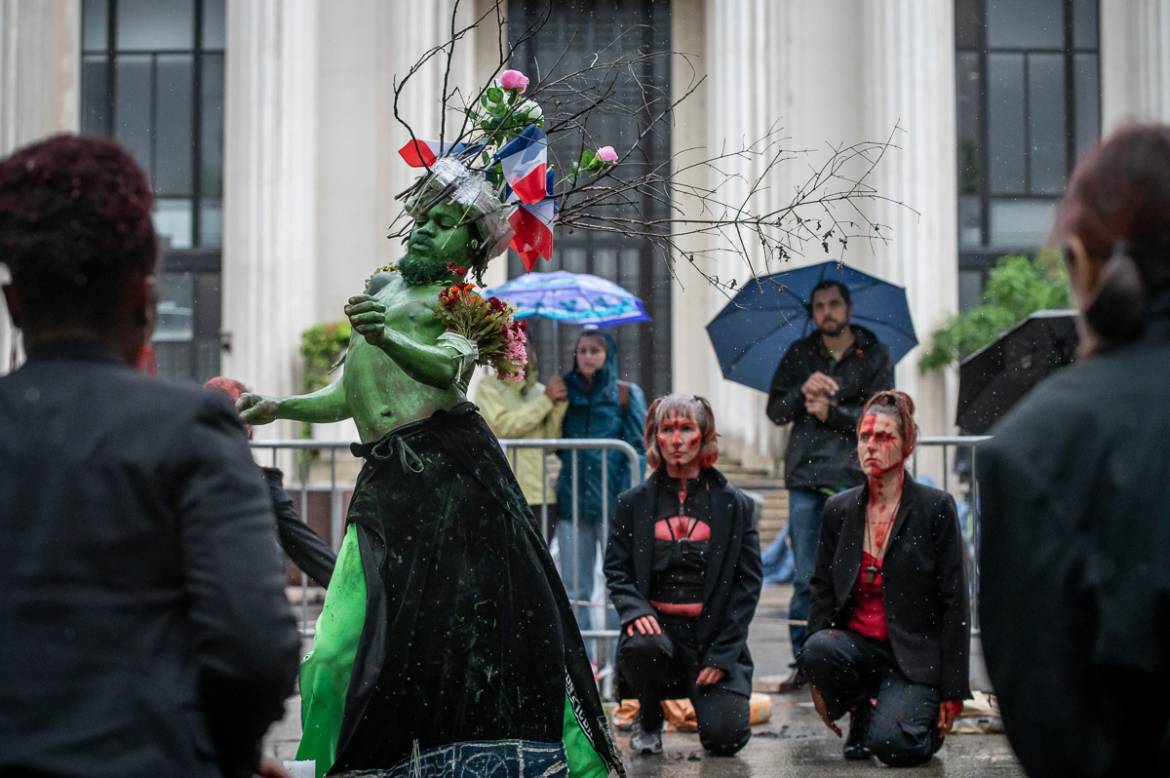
[
  {"x1": 919, "y1": 252, "x2": 1072, "y2": 371},
  {"x1": 299, "y1": 321, "x2": 352, "y2": 442}
]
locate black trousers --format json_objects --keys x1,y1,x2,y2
[
  {"x1": 617, "y1": 618, "x2": 751, "y2": 756},
  {"x1": 799, "y1": 628, "x2": 942, "y2": 767}
]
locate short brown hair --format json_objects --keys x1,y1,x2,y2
[
  {"x1": 0, "y1": 134, "x2": 157, "y2": 328},
  {"x1": 645, "y1": 394, "x2": 719, "y2": 471}
]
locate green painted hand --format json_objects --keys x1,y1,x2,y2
[
  {"x1": 344, "y1": 295, "x2": 388, "y2": 348},
  {"x1": 237, "y1": 393, "x2": 280, "y2": 425}
]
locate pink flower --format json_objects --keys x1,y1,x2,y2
[
  {"x1": 501, "y1": 367, "x2": 526, "y2": 383},
  {"x1": 499, "y1": 69, "x2": 529, "y2": 93},
  {"x1": 597, "y1": 145, "x2": 619, "y2": 163}
]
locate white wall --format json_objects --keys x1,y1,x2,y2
[
  {"x1": 1101, "y1": 0, "x2": 1170, "y2": 129},
  {"x1": 0, "y1": 0, "x2": 80, "y2": 373}
]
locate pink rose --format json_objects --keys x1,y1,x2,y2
[
  {"x1": 597, "y1": 145, "x2": 619, "y2": 163},
  {"x1": 499, "y1": 69, "x2": 529, "y2": 93}
]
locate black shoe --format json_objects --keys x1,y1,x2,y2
[
  {"x1": 630, "y1": 727, "x2": 663, "y2": 755},
  {"x1": 843, "y1": 704, "x2": 873, "y2": 761},
  {"x1": 778, "y1": 666, "x2": 806, "y2": 693}
]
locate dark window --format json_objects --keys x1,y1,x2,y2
[
  {"x1": 954, "y1": 0, "x2": 1099, "y2": 306},
  {"x1": 508, "y1": 0, "x2": 672, "y2": 400},
  {"x1": 81, "y1": 0, "x2": 225, "y2": 382}
]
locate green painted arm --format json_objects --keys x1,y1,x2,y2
[
  {"x1": 346, "y1": 295, "x2": 472, "y2": 391},
  {"x1": 238, "y1": 378, "x2": 351, "y2": 426},
  {"x1": 276, "y1": 377, "x2": 352, "y2": 423},
  {"x1": 372, "y1": 327, "x2": 461, "y2": 390}
]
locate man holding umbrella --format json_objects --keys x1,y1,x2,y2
[{"x1": 766, "y1": 280, "x2": 893, "y2": 691}]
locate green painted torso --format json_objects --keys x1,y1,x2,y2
[{"x1": 343, "y1": 273, "x2": 468, "y2": 442}]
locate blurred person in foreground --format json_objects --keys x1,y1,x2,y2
[
  {"x1": 475, "y1": 334, "x2": 567, "y2": 543},
  {"x1": 765, "y1": 280, "x2": 893, "y2": 692},
  {"x1": 799, "y1": 390, "x2": 969, "y2": 767},
  {"x1": 977, "y1": 124, "x2": 1170, "y2": 777},
  {"x1": 205, "y1": 376, "x2": 337, "y2": 587},
  {"x1": 605, "y1": 394, "x2": 762, "y2": 757},
  {"x1": 0, "y1": 134, "x2": 299, "y2": 778}
]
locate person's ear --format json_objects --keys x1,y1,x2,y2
[
  {"x1": 2, "y1": 284, "x2": 23, "y2": 329},
  {"x1": 1064, "y1": 235, "x2": 1102, "y2": 305},
  {"x1": 130, "y1": 273, "x2": 158, "y2": 340}
]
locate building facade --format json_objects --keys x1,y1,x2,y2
[{"x1": 2, "y1": 0, "x2": 1169, "y2": 467}]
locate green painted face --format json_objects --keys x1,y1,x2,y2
[{"x1": 400, "y1": 201, "x2": 475, "y2": 286}]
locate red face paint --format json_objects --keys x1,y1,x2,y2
[
  {"x1": 657, "y1": 413, "x2": 703, "y2": 470},
  {"x1": 857, "y1": 413, "x2": 906, "y2": 486}
]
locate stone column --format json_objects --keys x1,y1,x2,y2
[
  {"x1": 860, "y1": 0, "x2": 959, "y2": 475},
  {"x1": 221, "y1": 0, "x2": 319, "y2": 443},
  {"x1": 0, "y1": 0, "x2": 80, "y2": 373},
  {"x1": 1101, "y1": 0, "x2": 1170, "y2": 129},
  {"x1": 672, "y1": 0, "x2": 871, "y2": 470}
]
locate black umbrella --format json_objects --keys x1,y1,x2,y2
[{"x1": 956, "y1": 310, "x2": 1079, "y2": 433}]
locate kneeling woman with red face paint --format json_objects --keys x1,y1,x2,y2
[
  {"x1": 604, "y1": 394, "x2": 763, "y2": 757},
  {"x1": 798, "y1": 390, "x2": 970, "y2": 767}
]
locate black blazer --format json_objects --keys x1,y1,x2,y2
[
  {"x1": 806, "y1": 476, "x2": 970, "y2": 700},
  {"x1": 977, "y1": 316, "x2": 1170, "y2": 777},
  {"x1": 0, "y1": 342, "x2": 301, "y2": 778},
  {"x1": 604, "y1": 468, "x2": 763, "y2": 696}
]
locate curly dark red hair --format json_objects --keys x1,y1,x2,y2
[
  {"x1": 645, "y1": 393, "x2": 719, "y2": 471},
  {"x1": 0, "y1": 134, "x2": 157, "y2": 328},
  {"x1": 858, "y1": 390, "x2": 918, "y2": 456}
]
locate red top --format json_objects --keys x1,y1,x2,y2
[{"x1": 847, "y1": 550, "x2": 889, "y2": 640}]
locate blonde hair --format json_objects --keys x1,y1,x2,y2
[{"x1": 644, "y1": 393, "x2": 719, "y2": 471}]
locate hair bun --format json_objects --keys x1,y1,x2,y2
[{"x1": 1085, "y1": 246, "x2": 1147, "y2": 342}]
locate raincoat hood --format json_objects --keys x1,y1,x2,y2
[{"x1": 565, "y1": 328, "x2": 621, "y2": 401}]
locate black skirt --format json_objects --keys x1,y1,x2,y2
[{"x1": 331, "y1": 403, "x2": 621, "y2": 775}]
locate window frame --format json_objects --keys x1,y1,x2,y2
[{"x1": 955, "y1": 0, "x2": 1100, "y2": 282}]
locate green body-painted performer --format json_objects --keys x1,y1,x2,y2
[{"x1": 239, "y1": 158, "x2": 621, "y2": 778}]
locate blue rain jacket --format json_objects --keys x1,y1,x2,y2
[{"x1": 556, "y1": 330, "x2": 647, "y2": 525}]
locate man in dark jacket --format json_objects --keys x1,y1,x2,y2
[
  {"x1": 0, "y1": 135, "x2": 300, "y2": 777},
  {"x1": 765, "y1": 280, "x2": 893, "y2": 690}
]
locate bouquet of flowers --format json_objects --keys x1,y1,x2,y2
[{"x1": 436, "y1": 280, "x2": 527, "y2": 382}]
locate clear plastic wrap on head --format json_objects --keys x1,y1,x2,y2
[{"x1": 405, "y1": 157, "x2": 514, "y2": 260}]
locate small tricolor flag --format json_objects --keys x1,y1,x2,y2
[
  {"x1": 508, "y1": 169, "x2": 556, "y2": 271},
  {"x1": 493, "y1": 124, "x2": 548, "y2": 205},
  {"x1": 397, "y1": 139, "x2": 482, "y2": 168}
]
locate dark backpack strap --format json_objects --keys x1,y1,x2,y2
[{"x1": 617, "y1": 380, "x2": 630, "y2": 410}]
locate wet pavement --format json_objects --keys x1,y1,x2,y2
[{"x1": 264, "y1": 584, "x2": 1026, "y2": 776}]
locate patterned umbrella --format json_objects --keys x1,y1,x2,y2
[{"x1": 486, "y1": 270, "x2": 650, "y2": 326}]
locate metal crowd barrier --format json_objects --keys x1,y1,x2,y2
[
  {"x1": 249, "y1": 437, "x2": 640, "y2": 666},
  {"x1": 910, "y1": 435, "x2": 992, "y2": 635},
  {"x1": 252, "y1": 434, "x2": 989, "y2": 652}
]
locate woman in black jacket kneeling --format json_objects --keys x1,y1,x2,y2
[
  {"x1": 799, "y1": 390, "x2": 970, "y2": 767},
  {"x1": 605, "y1": 393, "x2": 763, "y2": 758}
]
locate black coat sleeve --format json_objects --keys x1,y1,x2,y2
[
  {"x1": 824, "y1": 343, "x2": 894, "y2": 433},
  {"x1": 263, "y1": 467, "x2": 337, "y2": 587},
  {"x1": 806, "y1": 497, "x2": 844, "y2": 637},
  {"x1": 172, "y1": 398, "x2": 301, "y2": 777},
  {"x1": 932, "y1": 492, "x2": 972, "y2": 700},
  {"x1": 604, "y1": 490, "x2": 656, "y2": 627},
  {"x1": 703, "y1": 494, "x2": 764, "y2": 673},
  {"x1": 766, "y1": 346, "x2": 807, "y2": 426}
]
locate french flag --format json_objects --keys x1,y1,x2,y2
[
  {"x1": 397, "y1": 139, "x2": 482, "y2": 168},
  {"x1": 508, "y1": 169, "x2": 555, "y2": 271},
  {"x1": 494, "y1": 125, "x2": 548, "y2": 205}
]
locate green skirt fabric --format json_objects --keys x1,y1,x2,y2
[{"x1": 296, "y1": 524, "x2": 366, "y2": 777}]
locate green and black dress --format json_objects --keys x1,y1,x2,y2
[{"x1": 296, "y1": 402, "x2": 621, "y2": 777}]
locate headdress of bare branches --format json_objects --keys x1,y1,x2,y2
[{"x1": 389, "y1": 0, "x2": 909, "y2": 297}]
